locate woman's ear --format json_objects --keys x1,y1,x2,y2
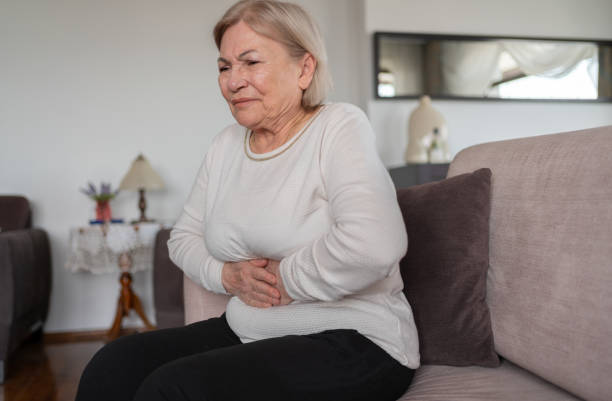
[{"x1": 298, "y1": 53, "x2": 316, "y2": 91}]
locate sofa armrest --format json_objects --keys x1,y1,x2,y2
[
  {"x1": 183, "y1": 276, "x2": 230, "y2": 324},
  {"x1": 0, "y1": 236, "x2": 16, "y2": 325},
  {"x1": 0, "y1": 228, "x2": 51, "y2": 325},
  {"x1": 153, "y1": 229, "x2": 185, "y2": 328}
]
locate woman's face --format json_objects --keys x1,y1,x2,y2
[{"x1": 217, "y1": 20, "x2": 311, "y2": 130}]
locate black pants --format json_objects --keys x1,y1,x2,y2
[{"x1": 76, "y1": 314, "x2": 414, "y2": 401}]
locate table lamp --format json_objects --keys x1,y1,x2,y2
[{"x1": 119, "y1": 153, "x2": 164, "y2": 223}]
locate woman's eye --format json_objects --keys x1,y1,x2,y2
[
  {"x1": 247, "y1": 60, "x2": 260, "y2": 66},
  {"x1": 219, "y1": 66, "x2": 229, "y2": 73}
]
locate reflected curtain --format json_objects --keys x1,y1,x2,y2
[
  {"x1": 440, "y1": 41, "x2": 501, "y2": 96},
  {"x1": 500, "y1": 40, "x2": 597, "y2": 78},
  {"x1": 438, "y1": 40, "x2": 597, "y2": 97}
]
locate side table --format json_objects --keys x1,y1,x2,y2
[{"x1": 66, "y1": 223, "x2": 161, "y2": 340}]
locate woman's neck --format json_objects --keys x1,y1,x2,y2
[{"x1": 250, "y1": 106, "x2": 318, "y2": 154}]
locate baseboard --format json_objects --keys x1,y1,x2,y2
[{"x1": 43, "y1": 327, "x2": 152, "y2": 344}]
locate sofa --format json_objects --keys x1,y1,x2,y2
[
  {"x1": 0, "y1": 196, "x2": 52, "y2": 383},
  {"x1": 153, "y1": 228, "x2": 185, "y2": 329},
  {"x1": 181, "y1": 125, "x2": 612, "y2": 401}
]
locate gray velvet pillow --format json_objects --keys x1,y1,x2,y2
[{"x1": 397, "y1": 168, "x2": 499, "y2": 367}]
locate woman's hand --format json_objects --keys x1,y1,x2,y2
[
  {"x1": 265, "y1": 259, "x2": 293, "y2": 306},
  {"x1": 222, "y1": 259, "x2": 281, "y2": 308}
]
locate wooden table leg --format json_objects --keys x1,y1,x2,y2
[
  {"x1": 132, "y1": 291, "x2": 154, "y2": 330},
  {"x1": 107, "y1": 291, "x2": 126, "y2": 341},
  {"x1": 106, "y1": 252, "x2": 156, "y2": 341}
]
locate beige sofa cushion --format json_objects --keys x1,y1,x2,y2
[
  {"x1": 399, "y1": 361, "x2": 579, "y2": 401},
  {"x1": 184, "y1": 276, "x2": 229, "y2": 324},
  {"x1": 447, "y1": 126, "x2": 612, "y2": 401}
]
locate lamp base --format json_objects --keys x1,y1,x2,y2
[{"x1": 127, "y1": 189, "x2": 157, "y2": 224}]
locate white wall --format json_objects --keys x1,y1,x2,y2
[
  {"x1": 0, "y1": 0, "x2": 365, "y2": 332},
  {"x1": 366, "y1": 0, "x2": 612, "y2": 166},
  {"x1": 366, "y1": 0, "x2": 612, "y2": 40},
  {"x1": 372, "y1": 100, "x2": 612, "y2": 168}
]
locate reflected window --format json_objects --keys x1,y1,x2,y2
[
  {"x1": 378, "y1": 69, "x2": 396, "y2": 97},
  {"x1": 495, "y1": 57, "x2": 598, "y2": 99}
]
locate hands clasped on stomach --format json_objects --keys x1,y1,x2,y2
[{"x1": 221, "y1": 259, "x2": 293, "y2": 308}]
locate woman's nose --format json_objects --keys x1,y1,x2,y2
[{"x1": 228, "y1": 69, "x2": 247, "y2": 92}]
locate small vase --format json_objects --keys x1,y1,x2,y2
[
  {"x1": 96, "y1": 201, "x2": 112, "y2": 222},
  {"x1": 405, "y1": 95, "x2": 450, "y2": 163}
]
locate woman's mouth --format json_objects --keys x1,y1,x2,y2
[{"x1": 231, "y1": 98, "x2": 256, "y2": 106}]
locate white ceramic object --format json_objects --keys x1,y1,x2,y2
[{"x1": 405, "y1": 95, "x2": 451, "y2": 163}]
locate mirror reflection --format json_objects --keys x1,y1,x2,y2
[{"x1": 375, "y1": 33, "x2": 612, "y2": 101}]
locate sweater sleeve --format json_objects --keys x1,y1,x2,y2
[
  {"x1": 279, "y1": 106, "x2": 408, "y2": 302},
  {"x1": 167, "y1": 151, "x2": 229, "y2": 295}
]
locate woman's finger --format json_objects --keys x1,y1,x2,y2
[
  {"x1": 248, "y1": 258, "x2": 269, "y2": 267},
  {"x1": 251, "y1": 283, "x2": 281, "y2": 305},
  {"x1": 243, "y1": 295, "x2": 272, "y2": 309},
  {"x1": 251, "y1": 291, "x2": 280, "y2": 306},
  {"x1": 252, "y1": 279, "x2": 280, "y2": 299},
  {"x1": 252, "y1": 266, "x2": 277, "y2": 285}
]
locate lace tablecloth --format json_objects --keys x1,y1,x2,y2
[{"x1": 65, "y1": 223, "x2": 161, "y2": 274}]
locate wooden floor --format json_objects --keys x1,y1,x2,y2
[{"x1": 1, "y1": 338, "x2": 103, "y2": 401}]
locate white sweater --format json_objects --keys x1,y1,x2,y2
[{"x1": 168, "y1": 103, "x2": 420, "y2": 368}]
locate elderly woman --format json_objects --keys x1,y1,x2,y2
[{"x1": 76, "y1": 1, "x2": 419, "y2": 400}]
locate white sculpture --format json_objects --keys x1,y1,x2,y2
[{"x1": 404, "y1": 95, "x2": 451, "y2": 163}]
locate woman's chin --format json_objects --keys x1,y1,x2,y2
[{"x1": 231, "y1": 110, "x2": 261, "y2": 129}]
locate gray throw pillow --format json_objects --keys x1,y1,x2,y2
[{"x1": 397, "y1": 168, "x2": 499, "y2": 367}]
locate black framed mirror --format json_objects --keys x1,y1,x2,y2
[{"x1": 374, "y1": 32, "x2": 612, "y2": 102}]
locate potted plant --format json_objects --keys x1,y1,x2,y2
[{"x1": 80, "y1": 182, "x2": 119, "y2": 222}]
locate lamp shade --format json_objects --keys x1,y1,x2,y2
[{"x1": 119, "y1": 154, "x2": 164, "y2": 190}]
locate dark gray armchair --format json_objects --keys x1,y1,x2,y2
[{"x1": 0, "y1": 196, "x2": 52, "y2": 383}]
